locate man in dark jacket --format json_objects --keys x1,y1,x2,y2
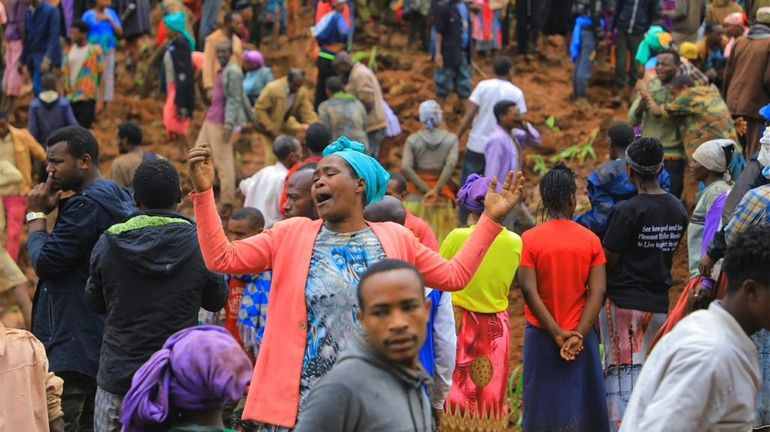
[
  {"x1": 26, "y1": 126, "x2": 137, "y2": 431},
  {"x1": 614, "y1": 0, "x2": 660, "y2": 88},
  {"x1": 295, "y1": 260, "x2": 434, "y2": 431},
  {"x1": 21, "y1": 0, "x2": 61, "y2": 96},
  {"x1": 85, "y1": 158, "x2": 228, "y2": 432},
  {"x1": 433, "y1": 0, "x2": 473, "y2": 104}
]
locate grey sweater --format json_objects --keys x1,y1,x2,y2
[{"x1": 294, "y1": 338, "x2": 435, "y2": 432}]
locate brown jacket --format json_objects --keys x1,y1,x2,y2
[
  {"x1": 202, "y1": 30, "x2": 243, "y2": 90},
  {"x1": 723, "y1": 29, "x2": 770, "y2": 119},
  {"x1": 254, "y1": 77, "x2": 319, "y2": 136},
  {"x1": 7, "y1": 126, "x2": 46, "y2": 193},
  {"x1": 345, "y1": 63, "x2": 387, "y2": 132}
]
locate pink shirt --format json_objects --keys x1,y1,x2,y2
[{"x1": 191, "y1": 188, "x2": 502, "y2": 427}]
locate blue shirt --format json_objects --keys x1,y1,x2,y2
[
  {"x1": 22, "y1": 2, "x2": 61, "y2": 66},
  {"x1": 82, "y1": 8, "x2": 122, "y2": 51}
]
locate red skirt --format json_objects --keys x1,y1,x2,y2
[
  {"x1": 443, "y1": 306, "x2": 510, "y2": 431},
  {"x1": 163, "y1": 82, "x2": 191, "y2": 137}
]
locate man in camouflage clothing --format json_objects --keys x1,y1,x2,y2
[
  {"x1": 646, "y1": 73, "x2": 740, "y2": 207},
  {"x1": 630, "y1": 49, "x2": 685, "y2": 197},
  {"x1": 647, "y1": 74, "x2": 739, "y2": 158}
]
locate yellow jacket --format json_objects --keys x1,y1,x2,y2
[
  {"x1": 254, "y1": 77, "x2": 319, "y2": 136},
  {"x1": 7, "y1": 126, "x2": 46, "y2": 194}
]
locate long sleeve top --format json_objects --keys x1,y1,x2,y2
[
  {"x1": 190, "y1": 187, "x2": 503, "y2": 427},
  {"x1": 401, "y1": 128, "x2": 459, "y2": 194},
  {"x1": 21, "y1": 2, "x2": 61, "y2": 66},
  {"x1": 484, "y1": 124, "x2": 519, "y2": 186}
]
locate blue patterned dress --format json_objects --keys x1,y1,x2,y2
[{"x1": 247, "y1": 226, "x2": 385, "y2": 432}]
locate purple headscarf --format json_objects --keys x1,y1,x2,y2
[
  {"x1": 242, "y1": 50, "x2": 265, "y2": 68},
  {"x1": 120, "y1": 326, "x2": 252, "y2": 432},
  {"x1": 456, "y1": 174, "x2": 492, "y2": 214}
]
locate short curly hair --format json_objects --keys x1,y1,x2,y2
[
  {"x1": 724, "y1": 225, "x2": 770, "y2": 294},
  {"x1": 133, "y1": 159, "x2": 181, "y2": 209},
  {"x1": 46, "y1": 126, "x2": 100, "y2": 164}
]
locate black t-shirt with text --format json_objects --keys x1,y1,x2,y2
[{"x1": 603, "y1": 193, "x2": 688, "y2": 313}]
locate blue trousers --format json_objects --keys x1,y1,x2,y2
[{"x1": 573, "y1": 28, "x2": 595, "y2": 99}]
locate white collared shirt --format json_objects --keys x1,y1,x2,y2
[{"x1": 621, "y1": 301, "x2": 760, "y2": 432}]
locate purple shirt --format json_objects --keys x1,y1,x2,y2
[
  {"x1": 484, "y1": 124, "x2": 519, "y2": 190},
  {"x1": 206, "y1": 69, "x2": 226, "y2": 124},
  {"x1": 5, "y1": 0, "x2": 27, "y2": 41}
]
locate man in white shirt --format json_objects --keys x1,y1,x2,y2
[
  {"x1": 239, "y1": 135, "x2": 301, "y2": 228},
  {"x1": 621, "y1": 224, "x2": 770, "y2": 432},
  {"x1": 456, "y1": 56, "x2": 526, "y2": 224}
]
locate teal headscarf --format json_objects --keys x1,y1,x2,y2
[
  {"x1": 164, "y1": 13, "x2": 196, "y2": 50},
  {"x1": 635, "y1": 25, "x2": 672, "y2": 65},
  {"x1": 322, "y1": 136, "x2": 390, "y2": 205}
]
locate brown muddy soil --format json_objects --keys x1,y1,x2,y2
[{"x1": 0, "y1": 9, "x2": 691, "y2": 417}]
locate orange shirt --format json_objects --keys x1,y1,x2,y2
[{"x1": 520, "y1": 219, "x2": 605, "y2": 331}]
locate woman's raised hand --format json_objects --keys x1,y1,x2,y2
[{"x1": 482, "y1": 171, "x2": 525, "y2": 223}]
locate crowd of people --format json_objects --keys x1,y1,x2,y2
[{"x1": 1, "y1": 0, "x2": 770, "y2": 432}]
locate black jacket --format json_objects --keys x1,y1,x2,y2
[
  {"x1": 433, "y1": 0, "x2": 473, "y2": 68},
  {"x1": 614, "y1": 0, "x2": 660, "y2": 35},
  {"x1": 169, "y1": 37, "x2": 195, "y2": 118},
  {"x1": 85, "y1": 210, "x2": 228, "y2": 394},
  {"x1": 29, "y1": 179, "x2": 137, "y2": 378}
]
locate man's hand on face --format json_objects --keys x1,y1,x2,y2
[{"x1": 27, "y1": 173, "x2": 62, "y2": 214}]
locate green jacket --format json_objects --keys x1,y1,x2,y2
[{"x1": 629, "y1": 78, "x2": 684, "y2": 158}]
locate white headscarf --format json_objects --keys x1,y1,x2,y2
[
  {"x1": 419, "y1": 100, "x2": 443, "y2": 130},
  {"x1": 692, "y1": 139, "x2": 735, "y2": 181},
  {"x1": 758, "y1": 127, "x2": 770, "y2": 167}
]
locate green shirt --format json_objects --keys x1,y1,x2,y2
[{"x1": 629, "y1": 78, "x2": 684, "y2": 159}]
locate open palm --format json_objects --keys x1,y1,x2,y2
[{"x1": 483, "y1": 171, "x2": 525, "y2": 223}]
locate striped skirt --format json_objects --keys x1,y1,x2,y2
[
  {"x1": 522, "y1": 325, "x2": 609, "y2": 432},
  {"x1": 599, "y1": 300, "x2": 667, "y2": 432}
]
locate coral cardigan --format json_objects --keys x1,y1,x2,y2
[{"x1": 191, "y1": 188, "x2": 502, "y2": 427}]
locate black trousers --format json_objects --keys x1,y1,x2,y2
[
  {"x1": 664, "y1": 159, "x2": 685, "y2": 199},
  {"x1": 71, "y1": 100, "x2": 96, "y2": 129},
  {"x1": 515, "y1": 0, "x2": 547, "y2": 55},
  {"x1": 314, "y1": 56, "x2": 337, "y2": 110}
]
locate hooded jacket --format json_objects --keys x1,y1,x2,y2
[
  {"x1": 85, "y1": 211, "x2": 228, "y2": 394},
  {"x1": 29, "y1": 179, "x2": 136, "y2": 378},
  {"x1": 294, "y1": 337, "x2": 434, "y2": 432},
  {"x1": 28, "y1": 95, "x2": 79, "y2": 146}
]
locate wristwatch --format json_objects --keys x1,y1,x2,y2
[{"x1": 26, "y1": 212, "x2": 47, "y2": 223}]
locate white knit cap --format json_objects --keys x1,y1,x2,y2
[{"x1": 692, "y1": 139, "x2": 735, "y2": 179}]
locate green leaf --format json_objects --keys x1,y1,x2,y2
[{"x1": 532, "y1": 155, "x2": 548, "y2": 176}]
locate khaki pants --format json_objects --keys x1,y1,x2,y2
[{"x1": 196, "y1": 121, "x2": 236, "y2": 204}]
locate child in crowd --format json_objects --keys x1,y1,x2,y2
[
  {"x1": 63, "y1": 20, "x2": 104, "y2": 129},
  {"x1": 600, "y1": 137, "x2": 688, "y2": 431},
  {"x1": 519, "y1": 162, "x2": 610, "y2": 431}
]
